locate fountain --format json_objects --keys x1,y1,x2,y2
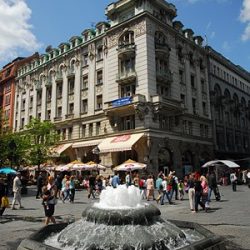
[{"x1": 18, "y1": 185, "x2": 226, "y2": 250}]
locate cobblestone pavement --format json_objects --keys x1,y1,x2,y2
[{"x1": 0, "y1": 184, "x2": 249, "y2": 250}]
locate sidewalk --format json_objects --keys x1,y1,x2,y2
[{"x1": 0, "y1": 184, "x2": 250, "y2": 250}]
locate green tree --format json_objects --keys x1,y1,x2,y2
[
  {"x1": 24, "y1": 118, "x2": 59, "y2": 169},
  {"x1": 0, "y1": 131, "x2": 29, "y2": 168}
]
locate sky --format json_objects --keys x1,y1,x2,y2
[{"x1": 0, "y1": 0, "x2": 250, "y2": 72}]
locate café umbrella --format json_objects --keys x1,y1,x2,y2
[
  {"x1": 113, "y1": 159, "x2": 146, "y2": 172},
  {"x1": 0, "y1": 167, "x2": 17, "y2": 175},
  {"x1": 201, "y1": 160, "x2": 240, "y2": 168}
]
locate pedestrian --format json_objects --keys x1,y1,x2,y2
[
  {"x1": 63, "y1": 175, "x2": 70, "y2": 202},
  {"x1": 125, "y1": 172, "x2": 132, "y2": 187},
  {"x1": 187, "y1": 173, "x2": 195, "y2": 211},
  {"x1": 88, "y1": 174, "x2": 96, "y2": 199},
  {"x1": 54, "y1": 174, "x2": 63, "y2": 199},
  {"x1": 230, "y1": 170, "x2": 237, "y2": 192},
  {"x1": 170, "y1": 171, "x2": 179, "y2": 200},
  {"x1": 0, "y1": 178, "x2": 8, "y2": 216},
  {"x1": 0, "y1": 192, "x2": 10, "y2": 216},
  {"x1": 155, "y1": 174, "x2": 163, "y2": 201},
  {"x1": 69, "y1": 175, "x2": 76, "y2": 203},
  {"x1": 36, "y1": 172, "x2": 43, "y2": 199},
  {"x1": 207, "y1": 170, "x2": 220, "y2": 201},
  {"x1": 111, "y1": 172, "x2": 120, "y2": 188},
  {"x1": 247, "y1": 169, "x2": 250, "y2": 188},
  {"x1": 194, "y1": 175, "x2": 205, "y2": 213},
  {"x1": 42, "y1": 181, "x2": 57, "y2": 225},
  {"x1": 146, "y1": 175, "x2": 155, "y2": 201},
  {"x1": 200, "y1": 175, "x2": 209, "y2": 211},
  {"x1": 160, "y1": 176, "x2": 172, "y2": 205},
  {"x1": 11, "y1": 172, "x2": 23, "y2": 210}
]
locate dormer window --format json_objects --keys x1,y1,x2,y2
[{"x1": 119, "y1": 31, "x2": 134, "y2": 48}]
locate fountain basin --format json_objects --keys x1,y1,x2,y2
[{"x1": 18, "y1": 220, "x2": 225, "y2": 250}]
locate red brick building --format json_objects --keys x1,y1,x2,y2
[{"x1": 0, "y1": 54, "x2": 39, "y2": 133}]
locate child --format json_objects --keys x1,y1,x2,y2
[{"x1": 0, "y1": 194, "x2": 10, "y2": 216}]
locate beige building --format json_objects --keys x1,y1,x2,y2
[
  {"x1": 14, "y1": 0, "x2": 214, "y2": 176},
  {"x1": 207, "y1": 46, "x2": 250, "y2": 166}
]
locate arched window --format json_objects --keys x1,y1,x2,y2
[
  {"x1": 155, "y1": 31, "x2": 166, "y2": 45},
  {"x1": 118, "y1": 31, "x2": 134, "y2": 47}
]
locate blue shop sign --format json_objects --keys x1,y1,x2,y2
[{"x1": 112, "y1": 97, "x2": 132, "y2": 107}]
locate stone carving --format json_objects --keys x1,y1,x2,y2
[
  {"x1": 134, "y1": 102, "x2": 149, "y2": 120},
  {"x1": 134, "y1": 19, "x2": 147, "y2": 37}
]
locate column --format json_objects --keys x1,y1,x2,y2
[
  {"x1": 41, "y1": 81, "x2": 47, "y2": 121},
  {"x1": 24, "y1": 87, "x2": 30, "y2": 125},
  {"x1": 62, "y1": 68, "x2": 68, "y2": 119},
  {"x1": 51, "y1": 72, "x2": 57, "y2": 121},
  {"x1": 16, "y1": 85, "x2": 22, "y2": 131},
  {"x1": 184, "y1": 56, "x2": 192, "y2": 113},
  {"x1": 195, "y1": 60, "x2": 202, "y2": 115},
  {"x1": 74, "y1": 61, "x2": 81, "y2": 118},
  {"x1": 32, "y1": 87, "x2": 37, "y2": 118}
]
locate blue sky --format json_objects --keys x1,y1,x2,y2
[{"x1": 0, "y1": 0, "x2": 250, "y2": 72}]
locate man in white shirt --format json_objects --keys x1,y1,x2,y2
[{"x1": 11, "y1": 172, "x2": 23, "y2": 209}]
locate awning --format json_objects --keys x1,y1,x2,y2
[
  {"x1": 50, "y1": 143, "x2": 72, "y2": 156},
  {"x1": 72, "y1": 139, "x2": 102, "y2": 148},
  {"x1": 98, "y1": 133, "x2": 144, "y2": 153}
]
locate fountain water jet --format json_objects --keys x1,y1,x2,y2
[{"x1": 18, "y1": 185, "x2": 226, "y2": 250}]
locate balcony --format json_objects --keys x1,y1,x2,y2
[
  {"x1": 117, "y1": 43, "x2": 136, "y2": 58},
  {"x1": 54, "y1": 116, "x2": 62, "y2": 122},
  {"x1": 155, "y1": 43, "x2": 170, "y2": 57},
  {"x1": 45, "y1": 78, "x2": 52, "y2": 87},
  {"x1": 65, "y1": 113, "x2": 74, "y2": 119},
  {"x1": 116, "y1": 70, "x2": 136, "y2": 84},
  {"x1": 156, "y1": 70, "x2": 172, "y2": 84}
]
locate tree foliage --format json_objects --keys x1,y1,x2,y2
[{"x1": 24, "y1": 118, "x2": 59, "y2": 167}]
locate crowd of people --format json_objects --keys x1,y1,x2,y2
[{"x1": 0, "y1": 167, "x2": 250, "y2": 225}]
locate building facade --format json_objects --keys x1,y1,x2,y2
[
  {"x1": 207, "y1": 47, "x2": 250, "y2": 167},
  {"x1": 14, "y1": 0, "x2": 214, "y2": 176},
  {"x1": 0, "y1": 55, "x2": 38, "y2": 133}
]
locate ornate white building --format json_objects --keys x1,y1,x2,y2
[
  {"x1": 14, "y1": 0, "x2": 214, "y2": 176},
  {"x1": 207, "y1": 47, "x2": 250, "y2": 165}
]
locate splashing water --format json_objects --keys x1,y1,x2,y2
[{"x1": 94, "y1": 185, "x2": 145, "y2": 209}]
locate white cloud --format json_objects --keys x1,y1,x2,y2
[
  {"x1": 240, "y1": 0, "x2": 250, "y2": 41},
  {"x1": 0, "y1": 0, "x2": 40, "y2": 63}
]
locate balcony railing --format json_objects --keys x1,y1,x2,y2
[
  {"x1": 116, "y1": 70, "x2": 136, "y2": 84},
  {"x1": 117, "y1": 43, "x2": 136, "y2": 57},
  {"x1": 55, "y1": 72, "x2": 63, "y2": 82},
  {"x1": 156, "y1": 70, "x2": 172, "y2": 84}
]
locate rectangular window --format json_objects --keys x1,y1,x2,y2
[
  {"x1": 37, "y1": 92, "x2": 42, "y2": 105},
  {"x1": 188, "y1": 121, "x2": 193, "y2": 135},
  {"x1": 192, "y1": 98, "x2": 196, "y2": 114},
  {"x1": 81, "y1": 99, "x2": 88, "y2": 113},
  {"x1": 179, "y1": 70, "x2": 184, "y2": 84},
  {"x1": 62, "y1": 128, "x2": 66, "y2": 140},
  {"x1": 5, "y1": 83, "x2": 11, "y2": 93},
  {"x1": 5, "y1": 94, "x2": 11, "y2": 106},
  {"x1": 82, "y1": 124, "x2": 86, "y2": 138},
  {"x1": 96, "y1": 70, "x2": 103, "y2": 85},
  {"x1": 47, "y1": 88, "x2": 52, "y2": 102},
  {"x1": 96, "y1": 122, "x2": 101, "y2": 135},
  {"x1": 37, "y1": 112, "x2": 41, "y2": 120},
  {"x1": 21, "y1": 118, "x2": 25, "y2": 129},
  {"x1": 121, "y1": 84, "x2": 135, "y2": 97},
  {"x1": 96, "y1": 95, "x2": 103, "y2": 110},
  {"x1": 29, "y1": 96, "x2": 33, "y2": 109},
  {"x1": 82, "y1": 75, "x2": 88, "y2": 89},
  {"x1": 57, "y1": 83, "x2": 62, "y2": 98},
  {"x1": 57, "y1": 106, "x2": 62, "y2": 117},
  {"x1": 4, "y1": 109, "x2": 10, "y2": 119},
  {"x1": 68, "y1": 127, "x2": 73, "y2": 140},
  {"x1": 68, "y1": 78, "x2": 75, "y2": 94},
  {"x1": 21, "y1": 99, "x2": 26, "y2": 110},
  {"x1": 180, "y1": 94, "x2": 185, "y2": 106},
  {"x1": 191, "y1": 75, "x2": 195, "y2": 89},
  {"x1": 120, "y1": 115, "x2": 135, "y2": 131},
  {"x1": 202, "y1": 102, "x2": 207, "y2": 115},
  {"x1": 89, "y1": 123, "x2": 93, "y2": 137},
  {"x1": 201, "y1": 79, "x2": 206, "y2": 92},
  {"x1": 46, "y1": 110, "x2": 51, "y2": 120},
  {"x1": 83, "y1": 54, "x2": 88, "y2": 66},
  {"x1": 69, "y1": 103, "x2": 74, "y2": 114},
  {"x1": 96, "y1": 47, "x2": 103, "y2": 61}
]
